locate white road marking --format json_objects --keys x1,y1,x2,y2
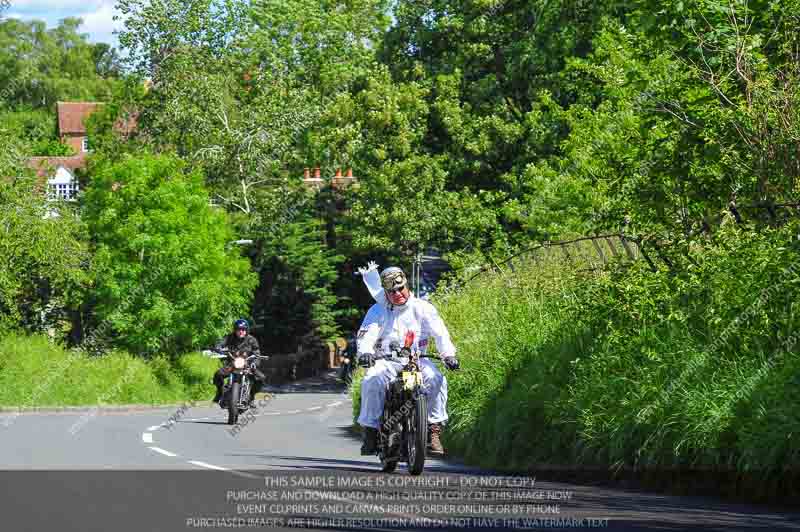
[
  {"x1": 286, "y1": 410, "x2": 301, "y2": 414},
  {"x1": 187, "y1": 461, "x2": 260, "y2": 479},
  {"x1": 307, "y1": 406, "x2": 322, "y2": 411},
  {"x1": 328, "y1": 401, "x2": 343, "y2": 407},
  {"x1": 228, "y1": 470, "x2": 262, "y2": 479},
  {"x1": 142, "y1": 432, "x2": 153, "y2": 443},
  {"x1": 188, "y1": 460, "x2": 228, "y2": 471},
  {"x1": 146, "y1": 425, "x2": 163, "y2": 432},
  {"x1": 148, "y1": 446, "x2": 178, "y2": 457}
]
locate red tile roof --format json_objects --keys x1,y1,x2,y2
[
  {"x1": 27, "y1": 155, "x2": 87, "y2": 178},
  {"x1": 57, "y1": 102, "x2": 103, "y2": 135}
]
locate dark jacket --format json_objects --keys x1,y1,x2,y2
[
  {"x1": 212, "y1": 333, "x2": 266, "y2": 388},
  {"x1": 215, "y1": 333, "x2": 261, "y2": 356}
]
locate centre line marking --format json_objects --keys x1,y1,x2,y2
[
  {"x1": 188, "y1": 460, "x2": 228, "y2": 471},
  {"x1": 187, "y1": 461, "x2": 260, "y2": 479},
  {"x1": 149, "y1": 446, "x2": 178, "y2": 457}
]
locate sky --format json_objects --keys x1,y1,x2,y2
[{"x1": 5, "y1": 0, "x2": 123, "y2": 45}]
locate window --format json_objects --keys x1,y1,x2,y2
[
  {"x1": 48, "y1": 181, "x2": 80, "y2": 201},
  {"x1": 81, "y1": 137, "x2": 90, "y2": 152},
  {"x1": 47, "y1": 168, "x2": 79, "y2": 201}
]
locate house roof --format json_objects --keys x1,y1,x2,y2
[
  {"x1": 28, "y1": 155, "x2": 87, "y2": 178},
  {"x1": 57, "y1": 102, "x2": 103, "y2": 135}
]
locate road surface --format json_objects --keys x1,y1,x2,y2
[{"x1": 1, "y1": 371, "x2": 797, "y2": 532}]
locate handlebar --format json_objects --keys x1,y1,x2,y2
[
  {"x1": 202, "y1": 349, "x2": 268, "y2": 360},
  {"x1": 359, "y1": 351, "x2": 444, "y2": 365}
]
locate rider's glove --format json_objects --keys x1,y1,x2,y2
[{"x1": 443, "y1": 356, "x2": 460, "y2": 371}]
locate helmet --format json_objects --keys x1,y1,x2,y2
[
  {"x1": 380, "y1": 266, "x2": 407, "y2": 292},
  {"x1": 233, "y1": 319, "x2": 249, "y2": 331}
]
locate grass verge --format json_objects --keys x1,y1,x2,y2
[
  {"x1": 351, "y1": 224, "x2": 800, "y2": 502},
  {"x1": 0, "y1": 334, "x2": 218, "y2": 406}
]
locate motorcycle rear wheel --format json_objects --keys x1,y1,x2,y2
[{"x1": 407, "y1": 395, "x2": 427, "y2": 475}]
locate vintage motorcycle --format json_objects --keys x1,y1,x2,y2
[
  {"x1": 205, "y1": 348, "x2": 269, "y2": 425},
  {"x1": 362, "y1": 331, "x2": 429, "y2": 475}
]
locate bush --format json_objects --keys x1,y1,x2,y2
[
  {"x1": 175, "y1": 351, "x2": 221, "y2": 401},
  {"x1": 0, "y1": 334, "x2": 218, "y2": 406}
]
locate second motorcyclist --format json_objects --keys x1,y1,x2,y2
[{"x1": 212, "y1": 319, "x2": 266, "y2": 403}]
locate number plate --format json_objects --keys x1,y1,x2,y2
[{"x1": 402, "y1": 371, "x2": 422, "y2": 390}]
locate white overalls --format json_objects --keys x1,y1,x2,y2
[{"x1": 356, "y1": 292, "x2": 456, "y2": 429}]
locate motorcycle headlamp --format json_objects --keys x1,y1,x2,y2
[{"x1": 233, "y1": 357, "x2": 246, "y2": 369}]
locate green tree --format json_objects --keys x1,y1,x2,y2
[
  {"x1": 91, "y1": 43, "x2": 123, "y2": 78},
  {"x1": 82, "y1": 153, "x2": 257, "y2": 355},
  {"x1": 0, "y1": 130, "x2": 88, "y2": 336},
  {"x1": 526, "y1": 2, "x2": 800, "y2": 236},
  {"x1": 114, "y1": 0, "x2": 361, "y2": 347},
  {"x1": 0, "y1": 18, "x2": 119, "y2": 109},
  {"x1": 308, "y1": 64, "x2": 505, "y2": 258},
  {"x1": 225, "y1": 184, "x2": 343, "y2": 349},
  {"x1": 250, "y1": 0, "x2": 390, "y2": 90},
  {"x1": 0, "y1": 107, "x2": 69, "y2": 154},
  {"x1": 117, "y1": 0, "x2": 252, "y2": 77}
]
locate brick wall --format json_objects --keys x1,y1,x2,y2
[{"x1": 62, "y1": 134, "x2": 85, "y2": 155}]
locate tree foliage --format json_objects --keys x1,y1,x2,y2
[
  {"x1": 0, "y1": 131, "x2": 88, "y2": 335},
  {"x1": 82, "y1": 154, "x2": 257, "y2": 355},
  {"x1": 6, "y1": 0, "x2": 800, "y2": 351},
  {"x1": 0, "y1": 18, "x2": 120, "y2": 109}
]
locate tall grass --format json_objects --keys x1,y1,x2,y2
[
  {"x1": 0, "y1": 334, "x2": 218, "y2": 406},
  {"x1": 351, "y1": 223, "x2": 800, "y2": 485}
]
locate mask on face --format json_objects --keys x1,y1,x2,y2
[{"x1": 380, "y1": 267, "x2": 407, "y2": 292}]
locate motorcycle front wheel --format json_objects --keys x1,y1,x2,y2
[
  {"x1": 407, "y1": 395, "x2": 427, "y2": 475},
  {"x1": 228, "y1": 381, "x2": 240, "y2": 425}
]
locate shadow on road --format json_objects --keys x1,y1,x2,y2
[
  {"x1": 223, "y1": 452, "x2": 469, "y2": 474},
  {"x1": 212, "y1": 458, "x2": 800, "y2": 532},
  {"x1": 332, "y1": 424, "x2": 362, "y2": 442}
]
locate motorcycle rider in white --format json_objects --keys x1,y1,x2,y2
[{"x1": 356, "y1": 264, "x2": 459, "y2": 456}]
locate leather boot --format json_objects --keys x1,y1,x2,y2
[
  {"x1": 428, "y1": 423, "x2": 444, "y2": 455},
  {"x1": 361, "y1": 427, "x2": 378, "y2": 455}
]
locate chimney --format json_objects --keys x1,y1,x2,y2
[
  {"x1": 303, "y1": 168, "x2": 310, "y2": 179},
  {"x1": 335, "y1": 168, "x2": 342, "y2": 178},
  {"x1": 346, "y1": 168, "x2": 353, "y2": 178},
  {"x1": 314, "y1": 167, "x2": 321, "y2": 179}
]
